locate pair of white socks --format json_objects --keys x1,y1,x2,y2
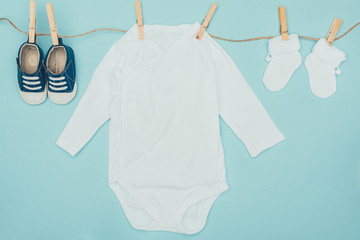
[{"x1": 263, "y1": 34, "x2": 346, "y2": 98}]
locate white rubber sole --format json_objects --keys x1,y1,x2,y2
[
  {"x1": 19, "y1": 87, "x2": 47, "y2": 105},
  {"x1": 48, "y1": 82, "x2": 77, "y2": 105}
]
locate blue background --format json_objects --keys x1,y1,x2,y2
[{"x1": 1, "y1": 0, "x2": 360, "y2": 239}]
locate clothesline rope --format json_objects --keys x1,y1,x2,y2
[{"x1": 1, "y1": 17, "x2": 359, "y2": 42}]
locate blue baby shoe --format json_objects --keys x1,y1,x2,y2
[
  {"x1": 16, "y1": 40, "x2": 46, "y2": 105},
  {"x1": 45, "y1": 38, "x2": 76, "y2": 104}
]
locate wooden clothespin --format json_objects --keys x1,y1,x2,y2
[
  {"x1": 196, "y1": 3, "x2": 218, "y2": 40},
  {"x1": 325, "y1": 18, "x2": 337, "y2": 41},
  {"x1": 46, "y1": 3, "x2": 59, "y2": 45},
  {"x1": 278, "y1": 6, "x2": 288, "y2": 40},
  {"x1": 135, "y1": 1, "x2": 144, "y2": 40},
  {"x1": 326, "y1": 18, "x2": 342, "y2": 46},
  {"x1": 29, "y1": 1, "x2": 36, "y2": 43}
]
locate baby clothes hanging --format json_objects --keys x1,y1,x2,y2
[
  {"x1": 56, "y1": 22, "x2": 284, "y2": 234},
  {"x1": 305, "y1": 38, "x2": 346, "y2": 98},
  {"x1": 263, "y1": 34, "x2": 302, "y2": 91}
]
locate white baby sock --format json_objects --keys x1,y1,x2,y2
[
  {"x1": 305, "y1": 38, "x2": 346, "y2": 99},
  {"x1": 263, "y1": 34, "x2": 302, "y2": 92}
]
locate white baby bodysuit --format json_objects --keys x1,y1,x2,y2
[{"x1": 56, "y1": 22, "x2": 284, "y2": 234}]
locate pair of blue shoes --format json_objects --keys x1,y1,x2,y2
[{"x1": 16, "y1": 38, "x2": 76, "y2": 105}]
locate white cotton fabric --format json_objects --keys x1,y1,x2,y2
[
  {"x1": 56, "y1": 22, "x2": 284, "y2": 234},
  {"x1": 305, "y1": 38, "x2": 346, "y2": 98},
  {"x1": 263, "y1": 34, "x2": 302, "y2": 92}
]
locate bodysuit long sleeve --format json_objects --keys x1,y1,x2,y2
[{"x1": 56, "y1": 22, "x2": 285, "y2": 235}]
